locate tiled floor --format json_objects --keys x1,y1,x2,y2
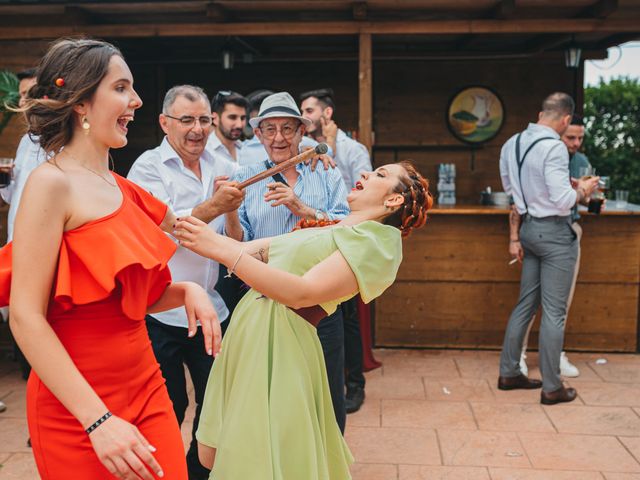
[{"x1": 1, "y1": 349, "x2": 640, "y2": 479}]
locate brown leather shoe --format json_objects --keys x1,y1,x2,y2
[
  {"x1": 541, "y1": 386, "x2": 577, "y2": 405},
  {"x1": 498, "y1": 374, "x2": 543, "y2": 391}
]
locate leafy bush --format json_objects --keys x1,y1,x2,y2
[
  {"x1": 583, "y1": 77, "x2": 640, "y2": 203},
  {"x1": 0, "y1": 70, "x2": 19, "y2": 136}
]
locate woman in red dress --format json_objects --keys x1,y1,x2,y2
[{"x1": 0, "y1": 39, "x2": 221, "y2": 479}]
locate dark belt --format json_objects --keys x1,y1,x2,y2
[{"x1": 291, "y1": 305, "x2": 326, "y2": 327}]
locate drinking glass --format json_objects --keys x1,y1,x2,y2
[
  {"x1": 578, "y1": 166, "x2": 595, "y2": 179},
  {"x1": 615, "y1": 190, "x2": 629, "y2": 209}
]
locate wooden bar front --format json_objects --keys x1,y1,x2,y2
[{"x1": 375, "y1": 206, "x2": 640, "y2": 352}]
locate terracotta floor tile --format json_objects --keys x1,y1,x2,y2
[
  {"x1": 543, "y1": 405, "x2": 640, "y2": 436},
  {"x1": 490, "y1": 385, "x2": 546, "y2": 404},
  {"x1": 0, "y1": 390, "x2": 26, "y2": 419},
  {"x1": 365, "y1": 368, "x2": 384, "y2": 380},
  {"x1": 381, "y1": 356, "x2": 459, "y2": 379},
  {"x1": 591, "y1": 363, "x2": 640, "y2": 384},
  {"x1": 365, "y1": 375, "x2": 426, "y2": 400},
  {"x1": 489, "y1": 467, "x2": 604, "y2": 479},
  {"x1": 0, "y1": 375, "x2": 28, "y2": 397},
  {"x1": 470, "y1": 402, "x2": 555, "y2": 433},
  {"x1": 0, "y1": 452, "x2": 11, "y2": 463},
  {"x1": 424, "y1": 379, "x2": 494, "y2": 402},
  {"x1": 619, "y1": 437, "x2": 640, "y2": 464},
  {"x1": 348, "y1": 398, "x2": 381, "y2": 427},
  {"x1": 0, "y1": 453, "x2": 38, "y2": 480},
  {"x1": 438, "y1": 430, "x2": 530, "y2": 468},
  {"x1": 0, "y1": 419, "x2": 31, "y2": 454},
  {"x1": 570, "y1": 381, "x2": 640, "y2": 407},
  {"x1": 520, "y1": 432, "x2": 640, "y2": 472},
  {"x1": 398, "y1": 465, "x2": 490, "y2": 479},
  {"x1": 350, "y1": 463, "x2": 398, "y2": 480},
  {"x1": 454, "y1": 357, "x2": 499, "y2": 380},
  {"x1": 603, "y1": 473, "x2": 640, "y2": 480},
  {"x1": 382, "y1": 399, "x2": 476, "y2": 430},
  {"x1": 344, "y1": 426, "x2": 441, "y2": 465}
]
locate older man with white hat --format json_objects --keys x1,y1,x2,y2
[{"x1": 224, "y1": 91, "x2": 350, "y2": 432}]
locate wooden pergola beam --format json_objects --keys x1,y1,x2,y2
[
  {"x1": 493, "y1": 0, "x2": 516, "y2": 20},
  {"x1": 358, "y1": 32, "x2": 372, "y2": 154},
  {"x1": 1, "y1": 18, "x2": 639, "y2": 40},
  {"x1": 578, "y1": 0, "x2": 618, "y2": 19}
]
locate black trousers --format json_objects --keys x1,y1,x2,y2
[
  {"x1": 342, "y1": 297, "x2": 365, "y2": 391},
  {"x1": 317, "y1": 308, "x2": 346, "y2": 433},
  {"x1": 216, "y1": 266, "x2": 248, "y2": 338},
  {"x1": 145, "y1": 315, "x2": 212, "y2": 480}
]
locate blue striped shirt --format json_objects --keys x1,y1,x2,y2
[{"x1": 234, "y1": 160, "x2": 350, "y2": 240}]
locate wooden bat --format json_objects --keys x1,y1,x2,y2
[{"x1": 237, "y1": 143, "x2": 329, "y2": 190}]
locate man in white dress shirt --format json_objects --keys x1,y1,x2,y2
[
  {"x1": 1, "y1": 68, "x2": 45, "y2": 389},
  {"x1": 497, "y1": 93, "x2": 599, "y2": 405},
  {"x1": 205, "y1": 90, "x2": 248, "y2": 163},
  {"x1": 300, "y1": 88, "x2": 372, "y2": 414},
  {"x1": 128, "y1": 85, "x2": 244, "y2": 480}
]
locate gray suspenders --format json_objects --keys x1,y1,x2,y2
[{"x1": 515, "y1": 133, "x2": 555, "y2": 213}]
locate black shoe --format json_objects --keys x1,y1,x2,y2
[
  {"x1": 540, "y1": 386, "x2": 577, "y2": 405},
  {"x1": 345, "y1": 387, "x2": 365, "y2": 414}
]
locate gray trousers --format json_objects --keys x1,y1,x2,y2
[{"x1": 499, "y1": 214, "x2": 578, "y2": 392}]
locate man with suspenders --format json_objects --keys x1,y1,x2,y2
[{"x1": 497, "y1": 93, "x2": 599, "y2": 405}]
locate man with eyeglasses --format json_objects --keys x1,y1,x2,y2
[
  {"x1": 205, "y1": 90, "x2": 249, "y2": 163},
  {"x1": 225, "y1": 92, "x2": 351, "y2": 433},
  {"x1": 128, "y1": 84, "x2": 244, "y2": 480}
]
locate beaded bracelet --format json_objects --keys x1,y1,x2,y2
[{"x1": 85, "y1": 411, "x2": 113, "y2": 435}]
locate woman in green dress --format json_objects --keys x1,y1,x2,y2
[{"x1": 173, "y1": 161, "x2": 432, "y2": 479}]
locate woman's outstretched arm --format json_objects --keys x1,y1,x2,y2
[{"x1": 174, "y1": 216, "x2": 358, "y2": 309}]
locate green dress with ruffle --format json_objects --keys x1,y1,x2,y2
[{"x1": 196, "y1": 221, "x2": 402, "y2": 480}]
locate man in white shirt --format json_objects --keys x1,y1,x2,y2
[
  {"x1": 128, "y1": 85, "x2": 244, "y2": 480},
  {"x1": 300, "y1": 88, "x2": 373, "y2": 414},
  {"x1": 498, "y1": 93, "x2": 599, "y2": 405},
  {"x1": 204, "y1": 90, "x2": 248, "y2": 163},
  {"x1": 1, "y1": 68, "x2": 44, "y2": 390}
]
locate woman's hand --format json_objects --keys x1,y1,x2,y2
[
  {"x1": 182, "y1": 282, "x2": 222, "y2": 357},
  {"x1": 88, "y1": 415, "x2": 163, "y2": 479},
  {"x1": 173, "y1": 216, "x2": 222, "y2": 260}
]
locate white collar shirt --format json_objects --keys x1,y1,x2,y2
[
  {"x1": 500, "y1": 123, "x2": 577, "y2": 218},
  {"x1": 1, "y1": 134, "x2": 48, "y2": 242},
  {"x1": 334, "y1": 129, "x2": 372, "y2": 189},
  {"x1": 127, "y1": 136, "x2": 237, "y2": 326},
  {"x1": 205, "y1": 131, "x2": 242, "y2": 164}
]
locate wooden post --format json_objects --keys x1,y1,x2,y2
[{"x1": 358, "y1": 32, "x2": 373, "y2": 154}]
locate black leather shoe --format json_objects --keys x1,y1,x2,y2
[
  {"x1": 541, "y1": 386, "x2": 577, "y2": 405},
  {"x1": 498, "y1": 374, "x2": 543, "y2": 391},
  {"x1": 345, "y1": 386, "x2": 365, "y2": 414}
]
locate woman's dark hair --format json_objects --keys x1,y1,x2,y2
[
  {"x1": 22, "y1": 38, "x2": 123, "y2": 154},
  {"x1": 383, "y1": 160, "x2": 433, "y2": 238}
]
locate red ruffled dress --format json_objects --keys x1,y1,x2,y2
[{"x1": 0, "y1": 174, "x2": 187, "y2": 479}]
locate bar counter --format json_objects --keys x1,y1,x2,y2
[{"x1": 375, "y1": 203, "x2": 640, "y2": 352}]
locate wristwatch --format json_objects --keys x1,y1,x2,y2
[{"x1": 315, "y1": 209, "x2": 327, "y2": 221}]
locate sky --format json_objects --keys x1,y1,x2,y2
[{"x1": 584, "y1": 41, "x2": 640, "y2": 86}]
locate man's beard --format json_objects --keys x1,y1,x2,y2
[{"x1": 220, "y1": 124, "x2": 242, "y2": 141}]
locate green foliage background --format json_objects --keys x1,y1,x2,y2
[
  {"x1": 0, "y1": 70, "x2": 20, "y2": 136},
  {"x1": 583, "y1": 77, "x2": 640, "y2": 203}
]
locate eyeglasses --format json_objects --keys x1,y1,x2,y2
[
  {"x1": 164, "y1": 114, "x2": 213, "y2": 128},
  {"x1": 259, "y1": 123, "x2": 300, "y2": 140}
]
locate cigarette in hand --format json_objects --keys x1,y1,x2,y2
[{"x1": 508, "y1": 258, "x2": 518, "y2": 265}]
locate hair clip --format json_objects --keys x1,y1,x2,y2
[{"x1": 55, "y1": 77, "x2": 65, "y2": 87}]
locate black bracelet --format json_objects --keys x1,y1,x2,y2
[{"x1": 85, "y1": 411, "x2": 112, "y2": 435}]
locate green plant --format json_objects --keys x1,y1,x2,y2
[
  {"x1": 583, "y1": 76, "x2": 640, "y2": 203},
  {"x1": 0, "y1": 70, "x2": 20, "y2": 136}
]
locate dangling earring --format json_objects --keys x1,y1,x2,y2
[{"x1": 82, "y1": 116, "x2": 91, "y2": 135}]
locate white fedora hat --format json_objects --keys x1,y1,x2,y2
[{"x1": 249, "y1": 92, "x2": 311, "y2": 129}]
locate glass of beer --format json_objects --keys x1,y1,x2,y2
[
  {"x1": 0, "y1": 157, "x2": 14, "y2": 188},
  {"x1": 588, "y1": 175, "x2": 609, "y2": 215}
]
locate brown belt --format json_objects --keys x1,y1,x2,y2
[{"x1": 291, "y1": 305, "x2": 326, "y2": 327}]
